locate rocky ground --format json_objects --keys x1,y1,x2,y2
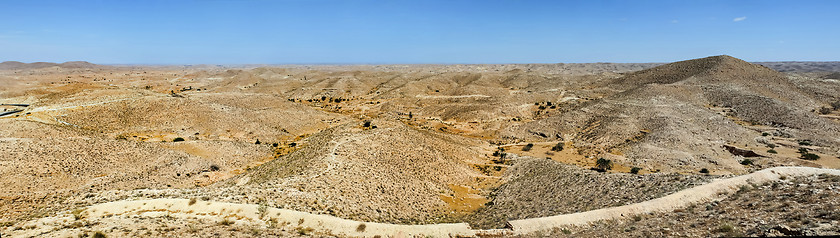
[
  {"x1": 465, "y1": 158, "x2": 714, "y2": 229},
  {"x1": 528, "y1": 173, "x2": 840, "y2": 237}
]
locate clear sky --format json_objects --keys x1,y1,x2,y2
[{"x1": 1, "y1": 0, "x2": 838, "y2": 64}]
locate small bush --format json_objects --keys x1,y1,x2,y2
[
  {"x1": 551, "y1": 142, "x2": 564, "y2": 152},
  {"x1": 818, "y1": 107, "x2": 832, "y2": 114},
  {"x1": 761, "y1": 132, "x2": 769, "y2": 136},
  {"x1": 798, "y1": 140, "x2": 813, "y2": 146},
  {"x1": 717, "y1": 223, "x2": 734, "y2": 233},
  {"x1": 630, "y1": 167, "x2": 641, "y2": 174},
  {"x1": 363, "y1": 121, "x2": 372, "y2": 128},
  {"x1": 522, "y1": 143, "x2": 534, "y2": 151},
  {"x1": 173, "y1": 137, "x2": 185, "y2": 142},
  {"x1": 188, "y1": 198, "x2": 197, "y2": 206},
  {"x1": 93, "y1": 231, "x2": 107, "y2": 238},
  {"x1": 595, "y1": 158, "x2": 613, "y2": 171},
  {"x1": 798, "y1": 148, "x2": 809, "y2": 154},
  {"x1": 356, "y1": 223, "x2": 367, "y2": 232},
  {"x1": 699, "y1": 168, "x2": 710, "y2": 174},
  {"x1": 801, "y1": 153, "x2": 820, "y2": 160},
  {"x1": 832, "y1": 101, "x2": 840, "y2": 110},
  {"x1": 740, "y1": 159, "x2": 753, "y2": 166},
  {"x1": 255, "y1": 139, "x2": 261, "y2": 145},
  {"x1": 219, "y1": 219, "x2": 234, "y2": 226}
]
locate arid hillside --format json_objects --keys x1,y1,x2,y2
[{"x1": 1, "y1": 57, "x2": 839, "y2": 237}]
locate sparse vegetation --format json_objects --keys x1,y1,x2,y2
[
  {"x1": 798, "y1": 140, "x2": 812, "y2": 146},
  {"x1": 630, "y1": 167, "x2": 641, "y2": 174},
  {"x1": 551, "y1": 142, "x2": 564, "y2": 152},
  {"x1": 257, "y1": 204, "x2": 269, "y2": 218},
  {"x1": 801, "y1": 153, "x2": 820, "y2": 160},
  {"x1": 219, "y1": 219, "x2": 234, "y2": 226},
  {"x1": 740, "y1": 159, "x2": 753, "y2": 166},
  {"x1": 173, "y1": 137, "x2": 185, "y2": 142},
  {"x1": 595, "y1": 158, "x2": 612, "y2": 171},
  {"x1": 356, "y1": 223, "x2": 367, "y2": 232},
  {"x1": 522, "y1": 143, "x2": 534, "y2": 151},
  {"x1": 188, "y1": 198, "x2": 197, "y2": 206},
  {"x1": 699, "y1": 168, "x2": 710, "y2": 174}
]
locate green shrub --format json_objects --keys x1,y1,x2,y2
[
  {"x1": 522, "y1": 143, "x2": 534, "y2": 151},
  {"x1": 173, "y1": 137, "x2": 185, "y2": 142},
  {"x1": 551, "y1": 142, "x2": 564, "y2": 152},
  {"x1": 699, "y1": 168, "x2": 710, "y2": 174},
  {"x1": 717, "y1": 223, "x2": 734, "y2": 233},
  {"x1": 798, "y1": 148, "x2": 809, "y2": 154},
  {"x1": 798, "y1": 140, "x2": 813, "y2": 146},
  {"x1": 761, "y1": 132, "x2": 769, "y2": 136},
  {"x1": 801, "y1": 153, "x2": 820, "y2": 160},
  {"x1": 595, "y1": 158, "x2": 613, "y2": 171},
  {"x1": 219, "y1": 219, "x2": 234, "y2": 226},
  {"x1": 740, "y1": 159, "x2": 753, "y2": 165},
  {"x1": 630, "y1": 167, "x2": 641, "y2": 174}
]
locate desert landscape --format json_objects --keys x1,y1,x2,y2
[{"x1": 1, "y1": 56, "x2": 839, "y2": 237}]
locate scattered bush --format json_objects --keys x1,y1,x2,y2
[
  {"x1": 255, "y1": 139, "x2": 261, "y2": 145},
  {"x1": 801, "y1": 153, "x2": 820, "y2": 160},
  {"x1": 356, "y1": 223, "x2": 367, "y2": 232},
  {"x1": 717, "y1": 223, "x2": 734, "y2": 233},
  {"x1": 538, "y1": 105, "x2": 546, "y2": 110},
  {"x1": 219, "y1": 219, "x2": 234, "y2": 226},
  {"x1": 761, "y1": 132, "x2": 769, "y2": 136},
  {"x1": 522, "y1": 143, "x2": 534, "y2": 151},
  {"x1": 818, "y1": 107, "x2": 832, "y2": 114},
  {"x1": 551, "y1": 142, "x2": 564, "y2": 152},
  {"x1": 798, "y1": 140, "x2": 813, "y2": 146},
  {"x1": 630, "y1": 167, "x2": 641, "y2": 174},
  {"x1": 595, "y1": 158, "x2": 613, "y2": 171},
  {"x1": 272, "y1": 143, "x2": 278, "y2": 147},
  {"x1": 832, "y1": 101, "x2": 840, "y2": 110},
  {"x1": 798, "y1": 148, "x2": 809, "y2": 154},
  {"x1": 363, "y1": 121, "x2": 372, "y2": 128},
  {"x1": 699, "y1": 168, "x2": 710, "y2": 174},
  {"x1": 740, "y1": 159, "x2": 753, "y2": 166},
  {"x1": 93, "y1": 231, "x2": 107, "y2": 238},
  {"x1": 188, "y1": 198, "x2": 197, "y2": 206},
  {"x1": 173, "y1": 137, "x2": 185, "y2": 142}
]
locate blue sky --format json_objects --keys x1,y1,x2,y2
[{"x1": 1, "y1": 0, "x2": 838, "y2": 64}]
